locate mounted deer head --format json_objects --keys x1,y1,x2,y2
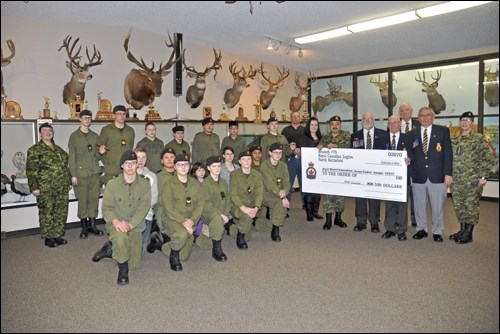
[
  {"x1": 58, "y1": 35, "x2": 103, "y2": 104},
  {"x1": 289, "y1": 72, "x2": 315, "y2": 113},
  {"x1": 258, "y1": 63, "x2": 289, "y2": 110},
  {"x1": 484, "y1": 65, "x2": 499, "y2": 107},
  {"x1": 312, "y1": 79, "x2": 337, "y2": 115},
  {"x1": 184, "y1": 48, "x2": 222, "y2": 109},
  {"x1": 223, "y1": 61, "x2": 257, "y2": 108},
  {"x1": 369, "y1": 74, "x2": 397, "y2": 109},
  {"x1": 1, "y1": 40, "x2": 15, "y2": 96},
  {"x1": 415, "y1": 70, "x2": 446, "y2": 114},
  {"x1": 123, "y1": 28, "x2": 183, "y2": 110},
  {"x1": 330, "y1": 82, "x2": 353, "y2": 107}
]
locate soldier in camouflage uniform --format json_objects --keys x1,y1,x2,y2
[
  {"x1": 317, "y1": 115, "x2": 351, "y2": 230},
  {"x1": 92, "y1": 150, "x2": 151, "y2": 285},
  {"x1": 98, "y1": 105, "x2": 135, "y2": 185},
  {"x1": 195, "y1": 155, "x2": 229, "y2": 262},
  {"x1": 68, "y1": 110, "x2": 105, "y2": 239},
  {"x1": 135, "y1": 122, "x2": 164, "y2": 173},
  {"x1": 260, "y1": 117, "x2": 292, "y2": 162},
  {"x1": 192, "y1": 117, "x2": 220, "y2": 164},
  {"x1": 450, "y1": 111, "x2": 498, "y2": 244},
  {"x1": 27, "y1": 123, "x2": 72, "y2": 248},
  {"x1": 165, "y1": 125, "x2": 191, "y2": 156},
  {"x1": 228, "y1": 149, "x2": 264, "y2": 249}
]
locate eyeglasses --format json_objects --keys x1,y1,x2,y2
[{"x1": 176, "y1": 162, "x2": 190, "y2": 167}]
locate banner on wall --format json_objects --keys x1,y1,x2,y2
[{"x1": 301, "y1": 148, "x2": 407, "y2": 202}]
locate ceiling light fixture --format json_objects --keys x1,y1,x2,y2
[
  {"x1": 295, "y1": 1, "x2": 492, "y2": 44},
  {"x1": 265, "y1": 35, "x2": 304, "y2": 58}
]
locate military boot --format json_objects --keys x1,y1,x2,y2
[
  {"x1": 271, "y1": 225, "x2": 281, "y2": 242},
  {"x1": 225, "y1": 219, "x2": 235, "y2": 236},
  {"x1": 312, "y1": 195, "x2": 324, "y2": 219},
  {"x1": 236, "y1": 231, "x2": 248, "y2": 249},
  {"x1": 304, "y1": 196, "x2": 314, "y2": 222},
  {"x1": 449, "y1": 223, "x2": 466, "y2": 241},
  {"x1": 334, "y1": 212, "x2": 347, "y2": 228},
  {"x1": 170, "y1": 249, "x2": 182, "y2": 271},
  {"x1": 117, "y1": 262, "x2": 129, "y2": 285},
  {"x1": 212, "y1": 239, "x2": 227, "y2": 262},
  {"x1": 147, "y1": 231, "x2": 163, "y2": 253},
  {"x1": 456, "y1": 224, "x2": 474, "y2": 244},
  {"x1": 323, "y1": 213, "x2": 333, "y2": 230},
  {"x1": 79, "y1": 218, "x2": 88, "y2": 239},
  {"x1": 92, "y1": 241, "x2": 112, "y2": 262},
  {"x1": 88, "y1": 218, "x2": 104, "y2": 236}
]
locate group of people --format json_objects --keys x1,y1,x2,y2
[{"x1": 25, "y1": 104, "x2": 497, "y2": 285}]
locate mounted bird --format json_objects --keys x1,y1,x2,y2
[
  {"x1": 12, "y1": 151, "x2": 26, "y2": 178},
  {"x1": 10, "y1": 174, "x2": 31, "y2": 202}
]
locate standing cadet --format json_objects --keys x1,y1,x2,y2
[
  {"x1": 195, "y1": 155, "x2": 229, "y2": 262},
  {"x1": 260, "y1": 117, "x2": 292, "y2": 162},
  {"x1": 68, "y1": 110, "x2": 105, "y2": 239},
  {"x1": 27, "y1": 123, "x2": 72, "y2": 247},
  {"x1": 281, "y1": 110, "x2": 305, "y2": 204},
  {"x1": 221, "y1": 120, "x2": 247, "y2": 161},
  {"x1": 317, "y1": 116, "x2": 351, "y2": 230},
  {"x1": 92, "y1": 150, "x2": 151, "y2": 285},
  {"x1": 450, "y1": 111, "x2": 498, "y2": 244},
  {"x1": 160, "y1": 154, "x2": 203, "y2": 271},
  {"x1": 98, "y1": 105, "x2": 135, "y2": 185},
  {"x1": 165, "y1": 125, "x2": 191, "y2": 156},
  {"x1": 135, "y1": 122, "x2": 164, "y2": 173},
  {"x1": 228, "y1": 149, "x2": 264, "y2": 249},
  {"x1": 192, "y1": 117, "x2": 220, "y2": 164},
  {"x1": 255, "y1": 143, "x2": 290, "y2": 242}
]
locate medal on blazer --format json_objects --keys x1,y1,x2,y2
[
  {"x1": 186, "y1": 196, "x2": 192, "y2": 206},
  {"x1": 436, "y1": 143, "x2": 442, "y2": 152}
]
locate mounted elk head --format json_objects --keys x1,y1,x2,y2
[
  {"x1": 1, "y1": 40, "x2": 15, "y2": 96},
  {"x1": 58, "y1": 36, "x2": 103, "y2": 104},
  {"x1": 331, "y1": 82, "x2": 353, "y2": 107},
  {"x1": 415, "y1": 70, "x2": 446, "y2": 114},
  {"x1": 313, "y1": 79, "x2": 337, "y2": 115},
  {"x1": 258, "y1": 63, "x2": 289, "y2": 110},
  {"x1": 484, "y1": 65, "x2": 499, "y2": 107},
  {"x1": 223, "y1": 62, "x2": 257, "y2": 108},
  {"x1": 289, "y1": 73, "x2": 315, "y2": 113},
  {"x1": 184, "y1": 48, "x2": 222, "y2": 109},
  {"x1": 369, "y1": 74, "x2": 397, "y2": 109},
  {"x1": 124, "y1": 28, "x2": 183, "y2": 110}
]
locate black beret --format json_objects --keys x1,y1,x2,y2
[
  {"x1": 329, "y1": 115, "x2": 342, "y2": 122},
  {"x1": 80, "y1": 110, "x2": 92, "y2": 117},
  {"x1": 228, "y1": 120, "x2": 239, "y2": 128},
  {"x1": 113, "y1": 105, "x2": 127, "y2": 113},
  {"x1": 249, "y1": 145, "x2": 262, "y2": 153},
  {"x1": 172, "y1": 125, "x2": 184, "y2": 133},
  {"x1": 269, "y1": 142, "x2": 284, "y2": 152},
  {"x1": 120, "y1": 150, "x2": 137, "y2": 167},
  {"x1": 459, "y1": 111, "x2": 474, "y2": 121},
  {"x1": 238, "y1": 150, "x2": 252, "y2": 159},
  {"x1": 206, "y1": 155, "x2": 222, "y2": 166},
  {"x1": 38, "y1": 122, "x2": 53, "y2": 132},
  {"x1": 202, "y1": 117, "x2": 214, "y2": 126},
  {"x1": 174, "y1": 153, "x2": 190, "y2": 164},
  {"x1": 267, "y1": 117, "x2": 278, "y2": 124},
  {"x1": 160, "y1": 146, "x2": 176, "y2": 158}
]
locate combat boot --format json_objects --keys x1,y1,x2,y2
[
  {"x1": 449, "y1": 223, "x2": 466, "y2": 241},
  {"x1": 147, "y1": 231, "x2": 163, "y2": 253},
  {"x1": 117, "y1": 262, "x2": 129, "y2": 285},
  {"x1": 236, "y1": 231, "x2": 248, "y2": 249},
  {"x1": 323, "y1": 213, "x2": 333, "y2": 230},
  {"x1": 312, "y1": 195, "x2": 324, "y2": 219},
  {"x1": 304, "y1": 195, "x2": 314, "y2": 222},
  {"x1": 79, "y1": 218, "x2": 88, "y2": 239},
  {"x1": 170, "y1": 249, "x2": 182, "y2": 271},
  {"x1": 334, "y1": 212, "x2": 347, "y2": 228},
  {"x1": 456, "y1": 224, "x2": 474, "y2": 244},
  {"x1": 271, "y1": 225, "x2": 281, "y2": 242},
  {"x1": 224, "y1": 219, "x2": 235, "y2": 236},
  {"x1": 92, "y1": 241, "x2": 112, "y2": 262},
  {"x1": 212, "y1": 239, "x2": 227, "y2": 262},
  {"x1": 88, "y1": 218, "x2": 104, "y2": 236}
]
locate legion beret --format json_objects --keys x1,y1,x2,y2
[
  {"x1": 238, "y1": 150, "x2": 252, "y2": 159},
  {"x1": 79, "y1": 109, "x2": 92, "y2": 117},
  {"x1": 249, "y1": 145, "x2": 262, "y2": 153},
  {"x1": 267, "y1": 117, "x2": 278, "y2": 124},
  {"x1": 269, "y1": 142, "x2": 284, "y2": 152},
  {"x1": 202, "y1": 117, "x2": 214, "y2": 126},
  {"x1": 160, "y1": 146, "x2": 176, "y2": 158},
  {"x1": 329, "y1": 115, "x2": 342, "y2": 122},
  {"x1": 228, "y1": 120, "x2": 239, "y2": 128},
  {"x1": 459, "y1": 111, "x2": 474, "y2": 121},
  {"x1": 206, "y1": 155, "x2": 222, "y2": 166},
  {"x1": 172, "y1": 125, "x2": 184, "y2": 133},
  {"x1": 174, "y1": 153, "x2": 190, "y2": 164},
  {"x1": 120, "y1": 150, "x2": 137, "y2": 167},
  {"x1": 38, "y1": 122, "x2": 53, "y2": 132},
  {"x1": 113, "y1": 105, "x2": 127, "y2": 113}
]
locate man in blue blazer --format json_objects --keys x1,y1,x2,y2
[
  {"x1": 350, "y1": 112, "x2": 387, "y2": 232},
  {"x1": 409, "y1": 107, "x2": 453, "y2": 242}
]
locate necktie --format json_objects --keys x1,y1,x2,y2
[
  {"x1": 366, "y1": 132, "x2": 372, "y2": 149},
  {"x1": 405, "y1": 122, "x2": 410, "y2": 133},
  {"x1": 391, "y1": 135, "x2": 396, "y2": 150},
  {"x1": 422, "y1": 128, "x2": 428, "y2": 155}
]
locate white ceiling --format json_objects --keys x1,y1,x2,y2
[{"x1": 1, "y1": 1, "x2": 499, "y2": 75}]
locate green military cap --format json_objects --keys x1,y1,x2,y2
[
  {"x1": 202, "y1": 117, "x2": 214, "y2": 126},
  {"x1": 161, "y1": 147, "x2": 176, "y2": 158},
  {"x1": 329, "y1": 115, "x2": 341, "y2": 122},
  {"x1": 267, "y1": 117, "x2": 278, "y2": 124},
  {"x1": 120, "y1": 150, "x2": 137, "y2": 166},
  {"x1": 172, "y1": 125, "x2": 184, "y2": 133},
  {"x1": 269, "y1": 142, "x2": 283, "y2": 152},
  {"x1": 174, "y1": 153, "x2": 190, "y2": 164},
  {"x1": 459, "y1": 111, "x2": 474, "y2": 121},
  {"x1": 238, "y1": 150, "x2": 252, "y2": 159},
  {"x1": 206, "y1": 155, "x2": 222, "y2": 166}
]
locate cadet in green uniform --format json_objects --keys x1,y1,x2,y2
[
  {"x1": 68, "y1": 110, "x2": 105, "y2": 239},
  {"x1": 229, "y1": 149, "x2": 264, "y2": 249},
  {"x1": 195, "y1": 155, "x2": 229, "y2": 262},
  {"x1": 92, "y1": 150, "x2": 151, "y2": 285},
  {"x1": 161, "y1": 154, "x2": 203, "y2": 271},
  {"x1": 221, "y1": 120, "x2": 247, "y2": 160},
  {"x1": 450, "y1": 111, "x2": 498, "y2": 244},
  {"x1": 27, "y1": 123, "x2": 72, "y2": 248},
  {"x1": 260, "y1": 117, "x2": 292, "y2": 162},
  {"x1": 317, "y1": 116, "x2": 351, "y2": 230},
  {"x1": 165, "y1": 125, "x2": 191, "y2": 156},
  {"x1": 98, "y1": 105, "x2": 135, "y2": 185},
  {"x1": 192, "y1": 117, "x2": 220, "y2": 164},
  {"x1": 250, "y1": 144, "x2": 263, "y2": 170},
  {"x1": 135, "y1": 121, "x2": 164, "y2": 173},
  {"x1": 255, "y1": 143, "x2": 290, "y2": 242}
]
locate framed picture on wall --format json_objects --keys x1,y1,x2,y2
[{"x1": 310, "y1": 75, "x2": 353, "y2": 123}]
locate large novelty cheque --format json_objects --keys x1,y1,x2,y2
[{"x1": 302, "y1": 148, "x2": 407, "y2": 202}]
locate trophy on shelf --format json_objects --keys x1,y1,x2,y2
[
  {"x1": 69, "y1": 95, "x2": 84, "y2": 120},
  {"x1": 219, "y1": 104, "x2": 232, "y2": 121},
  {"x1": 270, "y1": 107, "x2": 277, "y2": 120},
  {"x1": 95, "y1": 92, "x2": 114, "y2": 120},
  {"x1": 301, "y1": 100, "x2": 309, "y2": 122},
  {"x1": 41, "y1": 96, "x2": 52, "y2": 119},
  {"x1": 145, "y1": 104, "x2": 162, "y2": 121},
  {"x1": 235, "y1": 104, "x2": 248, "y2": 121},
  {"x1": 281, "y1": 109, "x2": 288, "y2": 122},
  {"x1": 2, "y1": 94, "x2": 23, "y2": 120},
  {"x1": 253, "y1": 96, "x2": 262, "y2": 123},
  {"x1": 203, "y1": 106, "x2": 212, "y2": 119}
]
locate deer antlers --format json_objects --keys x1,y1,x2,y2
[{"x1": 58, "y1": 35, "x2": 102, "y2": 73}]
